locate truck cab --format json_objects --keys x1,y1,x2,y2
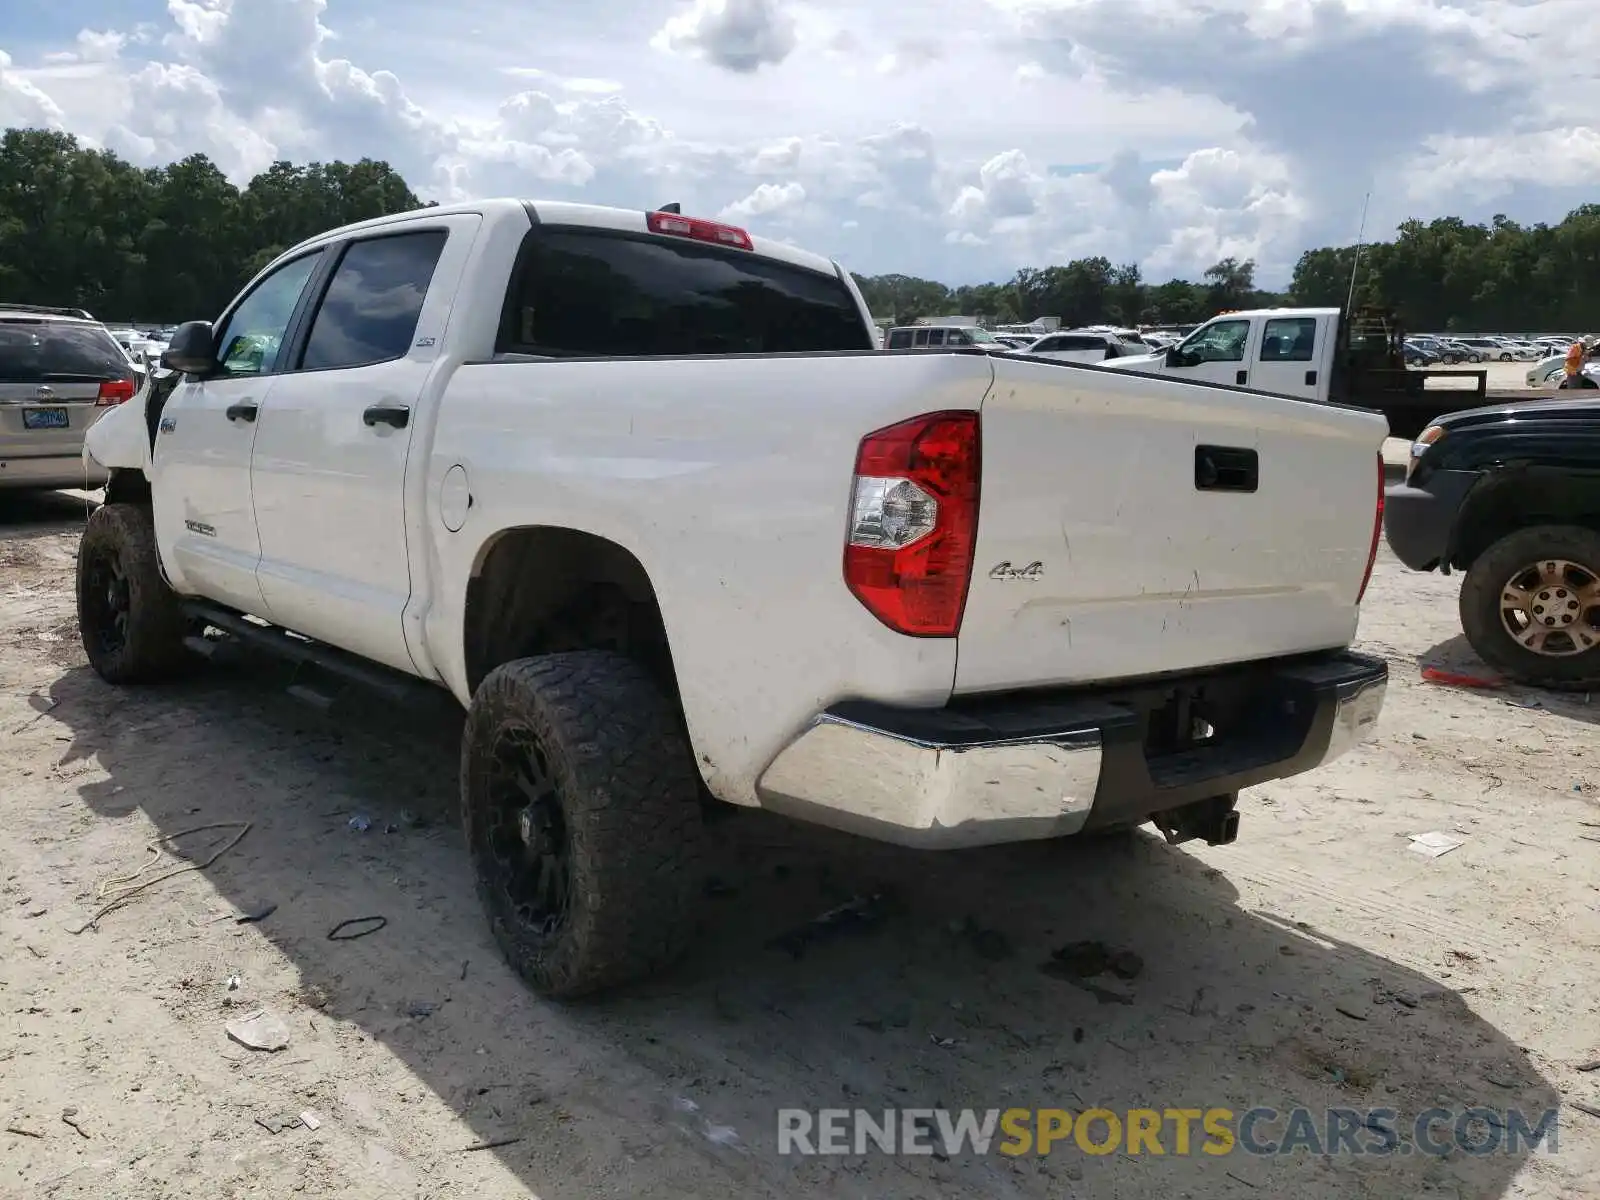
[{"x1": 1102, "y1": 307, "x2": 1337, "y2": 403}]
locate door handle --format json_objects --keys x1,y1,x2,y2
[
  {"x1": 1235, "y1": 369, "x2": 1248, "y2": 386},
  {"x1": 1304, "y1": 370, "x2": 1318, "y2": 386},
  {"x1": 225, "y1": 402, "x2": 257, "y2": 423},
  {"x1": 363, "y1": 404, "x2": 410, "y2": 429}
]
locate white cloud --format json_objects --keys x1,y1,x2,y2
[
  {"x1": 651, "y1": 0, "x2": 798, "y2": 74},
  {"x1": 0, "y1": 51, "x2": 67, "y2": 129},
  {"x1": 720, "y1": 179, "x2": 805, "y2": 223},
  {"x1": 0, "y1": 0, "x2": 1594, "y2": 288}
]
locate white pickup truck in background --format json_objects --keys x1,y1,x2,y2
[
  {"x1": 1098, "y1": 305, "x2": 1492, "y2": 438},
  {"x1": 80, "y1": 199, "x2": 1389, "y2": 997},
  {"x1": 1102, "y1": 307, "x2": 1343, "y2": 400}
]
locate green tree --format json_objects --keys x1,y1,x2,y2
[{"x1": 0, "y1": 129, "x2": 421, "y2": 322}]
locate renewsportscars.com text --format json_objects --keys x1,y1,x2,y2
[{"x1": 777, "y1": 1106, "x2": 1560, "y2": 1158}]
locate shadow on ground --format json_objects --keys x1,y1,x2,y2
[
  {"x1": 1420, "y1": 631, "x2": 1600, "y2": 727},
  {"x1": 35, "y1": 652, "x2": 1558, "y2": 1199},
  {"x1": 0, "y1": 488, "x2": 98, "y2": 535}
]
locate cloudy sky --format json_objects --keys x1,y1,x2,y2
[{"x1": 2, "y1": 0, "x2": 1596, "y2": 285}]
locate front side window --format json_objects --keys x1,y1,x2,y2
[
  {"x1": 215, "y1": 252, "x2": 322, "y2": 377},
  {"x1": 1259, "y1": 317, "x2": 1316, "y2": 362},
  {"x1": 300, "y1": 231, "x2": 447, "y2": 371},
  {"x1": 501, "y1": 227, "x2": 872, "y2": 357},
  {"x1": 1179, "y1": 319, "x2": 1250, "y2": 363},
  {"x1": 925, "y1": 329, "x2": 947, "y2": 346}
]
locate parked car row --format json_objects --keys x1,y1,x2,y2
[{"x1": 1407, "y1": 332, "x2": 1589, "y2": 367}]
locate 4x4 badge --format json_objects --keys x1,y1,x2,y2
[{"x1": 989, "y1": 561, "x2": 1043, "y2": 581}]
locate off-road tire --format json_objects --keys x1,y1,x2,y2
[
  {"x1": 1459, "y1": 524, "x2": 1600, "y2": 689},
  {"x1": 76, "y1": 503, "x2": 190, "y2": 683},
  {"x1": 461, "y1": 651, "x2": 705, "y2": 998}
]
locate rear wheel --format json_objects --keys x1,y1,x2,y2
[
  {"x1": 460, "y1": 651, "x2": 705, "y2": 997},
  {"x1": 1459, "y1": 525, "x2": 1600, "y2": 688},
  {"x1": 76, "y1": 503, "x2": 190, "y2": 683}
]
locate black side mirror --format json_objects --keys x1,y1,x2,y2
[
  {"x1": 160, "y1": 320, "x2": 218, "y2": 376},
  {"x1": 1165, "y1": 346, "x2": 1185, "y2": 367}
]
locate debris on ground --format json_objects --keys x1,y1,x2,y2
[
  {"x1": 225, "y1": 1009, "x2": 291, "y2": 1052},
  {"x1": 1408, "y1": 831, "x2": 1464, "y2": 858},
  {"x1": 1043, "y1": 940, "x2": 1144, "y2": 980},
  {"x1": 766, "y1": 893, "x2": 890, "y2": 959},
  {"x1": 1421, "y1": 666, "x2": 1504, "y2": 688},
  {"x1": 460, "y1": 1136, "x2": 523, "y2": 1152},
  {"x1": 255, "y1": 1113, "x2": 304, "y2": 1134},
  {"x1": 300, "y1": 1110, "x2": 322, "y2": 1130},
  {"x1": 1038, "y1": 941, "x2": 1142, "y2": 1004},
  {"x1": 326, "y1": 916, "x2": 387, "y2": 941},
  {"x1": 59, "y1": 1107, "x2": 88, "y2": 1138},
  {"x1": 347, "y1": 815, "x2": 372, "y2": 832},
  {"x1": 236, "y1": 902, "x2": 277, "y2": 924},
  {"x1": 950, "y1": 915, "x2": 1013, "y2": 961},
  {"x1": 855, "y1": 1003, "x2": 912, "y2": 1033}
]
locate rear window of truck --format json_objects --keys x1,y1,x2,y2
[
  {"x1": 499, "y1": 227, "x2": 872, "y2": 357},
  {"x1": 0, "y1": 319, "x2": 130, "y2": 382}
]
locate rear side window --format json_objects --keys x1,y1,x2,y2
[
  {"x1": 1055, "y1": 336, "x2": 1102, "y2": 352},
  {"x1": 0, "y1": 320, "x2": 129, "y2": 382},
  {"x1": 1259, "y1": 317, "x2": 1316, "y2": 362},
  {"x1": 300, "y1": 231, "x2": 447, "y2": 371},
  {"x1": 501, "y1": 228, "x2": 872, "y2": 357},
  {"x1": 887, "y1": 329, "x2": 913, "y2": 349}
]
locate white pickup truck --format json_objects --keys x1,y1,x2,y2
[
  {"x1": 80, "y1": 199, "x2": 1389, "y2": 996},
  {"x1": 1098, "y1": 306, "x2": 1492, "y2": 438}
]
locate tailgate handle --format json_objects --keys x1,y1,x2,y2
[{"x1": 1195, "y1": 445, "x2": 1259, "y2": 493}]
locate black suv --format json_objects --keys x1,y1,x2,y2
[{"x1": 1385, "y1": 396, "x2": 1600, "y2": 686}]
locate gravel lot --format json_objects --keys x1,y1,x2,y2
[{"x1": 2, "y1": 487, "x2": 1597, "y2": 1200}]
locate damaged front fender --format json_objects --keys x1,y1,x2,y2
[{"x1": 83, "y1": 375, "x2": 158, "y2": 472}]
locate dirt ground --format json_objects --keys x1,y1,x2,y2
[{"x1": 3, "y1": 486, "x2": 1598, "y2": 1200}]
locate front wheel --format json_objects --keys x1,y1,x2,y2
[
  {"x1": 76, "y1": 503, "x2": 190, "y2": 683},
  {"x1": 460, "y1": 651, "x2": 706, "y2": 998},
  {"x1": 1459, "y1": 525, "x2": 1600, "y2": 688},
  {"x1": 1499, "y1": 352, "x2": 1514, "y2": 362}
]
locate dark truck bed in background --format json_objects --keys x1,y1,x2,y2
[{"x1": 1329, "y1": 308, "x2": 1495, "y2": 439}]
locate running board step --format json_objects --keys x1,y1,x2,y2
[{"x1": 179, "y1": 600, "x2": 440, "y2": 711}]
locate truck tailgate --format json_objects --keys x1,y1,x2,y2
[{"x1": 956, "y1": 359, "x2": 1386, "y2": 694}]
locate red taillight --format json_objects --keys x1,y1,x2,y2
[
  {"x1": 843, "y1": 412, "x2": 981, "y2": 636},
  {"x1": 96, "y1": 378, "x2": 136, "y2": 406},
  {"x1": 645, "y1": 210, "x2": 753, "y2": 251},
  {"x1": 1358, "y1": 452, "x2": 1384, "y2": 604}
]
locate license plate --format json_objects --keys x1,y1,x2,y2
[{"x1": 23, "y1": 407, "x2": 69, "y2": 430}]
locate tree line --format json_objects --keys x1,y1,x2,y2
[
  {"x1": 856, "y1": 205, "x2": 1600, "y2": 333},
  {"x1": 0, "y1": 127, "x2": 422, "y2": 322},
  {"x1": 1, "y1": 125, "x2": 1596, "y2": 333}
]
